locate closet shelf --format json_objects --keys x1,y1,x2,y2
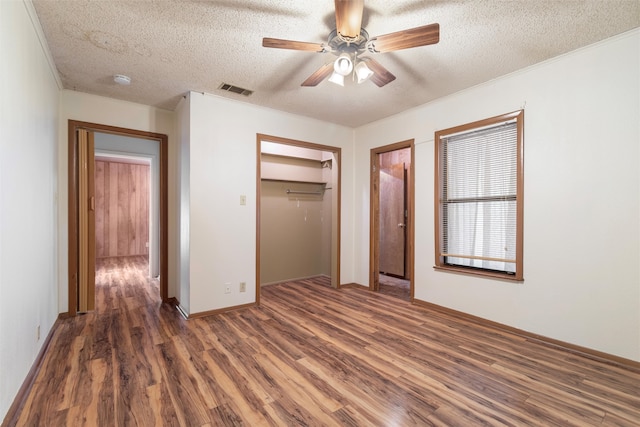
[
  {"x1": 261, "y1": 178, "x2": 327, "y2": 185},
  {"x1": 260, "y1": 152, "x2": 330, "y2": 164}
]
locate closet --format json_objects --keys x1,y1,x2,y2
[{"x1": 259, "y1": 140, "x2": 338, "y2": 287}]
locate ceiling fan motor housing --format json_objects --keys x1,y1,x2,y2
[{"x1": 327, "y1": 29, "x2": 369, "y2": 57}]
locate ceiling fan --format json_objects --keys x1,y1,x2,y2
[{"x1": 262, "y1": 0, "x2": 439, "y2": 87}]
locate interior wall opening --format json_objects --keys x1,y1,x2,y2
[
  {"x1": 94, "y1": 132, "x2": 160, "y2": 275},
  {"x1": 94, "y1": 144, "x2": 158, "y2": 306},
  {"x1": 67, "y1": 120, "x2": 168, "y2": 317},
  {"x1": 256, "y1": 135, "x2": 341, "y2": 303},
  {"x1": 370, "y1": 141, "x2": 415, "y2": 301}
]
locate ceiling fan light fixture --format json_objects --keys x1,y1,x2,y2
[
  {"x1": 354, "y1": 60, "x2": 373, "y2": 84},
  {"x1": 113, "y1": 74, "x2": 131, "y2": 85},
  {"x1": 262, "y1": 1, "x2": 440, "y2": 90},
  {"x1": 333, "y1": 53, "x2": 353, "y2": 76},
  {"x1": 328, "y1": 71, "x2": 345, "y2": 86}
]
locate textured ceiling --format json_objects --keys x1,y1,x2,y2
[{"x1": 32, "y1": 0, "x2": 640, "y2": 127}]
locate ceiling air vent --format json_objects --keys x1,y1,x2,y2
[{"x1": 218, "y1": 83, "x2": 253, "y2": 97}]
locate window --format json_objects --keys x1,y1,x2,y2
[{"x1": 434, "y1": 110, "x2": 524, "y2": 280}]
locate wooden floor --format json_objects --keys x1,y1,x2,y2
[
  {"x1": 378, "y1": 273, "x2": 410, "y2": 301},
  {"x1": 12, "y1": 256, "x2": 640, "y2": 426}
]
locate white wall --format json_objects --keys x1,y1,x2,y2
[
  {"x1": 354, "y1": 29, "x2": 640, "y2": 361},
  {"x1": 58, "y1": 90, "x2": 177, "y2": 310},
  {"x1": 0, "y1": 0, "x2": 61, "y2": 419},
  {"x1": 176, "y1": 97, "x2": 191, "y2": 314},
  {"x1": 180, "y1": 92, "x2": 354, "y2": 315}
]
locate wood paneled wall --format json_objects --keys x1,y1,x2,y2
[
  {"x1": 95, "y1": 160, "x2": 150, "y2": 258},
  {"x1": 380, "y1": 148, "x2": 411, "y2": 170}
]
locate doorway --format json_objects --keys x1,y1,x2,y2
[
  {"x1": 67, "y1": 120, "x2": 169, "y2": 316},
  {"x1": 370, "y1": 140, "x2": 415, "y2": 300},
  {"x1": 256, "y1": 134, "x2": 341, "y2": 305}
]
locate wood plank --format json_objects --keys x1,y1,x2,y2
[
  {"x1": 128, "y1": 164, "x2": 137, "y2": 256},
  {"x1": 156, "y1": 339, "x2": 211, "y2": 426},
  {"x1": 117, "y1": 163, "x2": 129, "y2": 256},
  {"x1": 128, "y1": 165, "x2": 134, "y2": 255},
  {"x1": 201, "y1": 351, "x2": 275, "y2": 426},
  {"x1": 12, "y1": 269, "x2": 640, "y2": 426},
  {"x1": 140, "y1": 164, "x2": 149, "y2": 255},
  {"x1": 83, "y1": 358, "x2": 108, "y2": 426},
  {"x1": 94, "y1": 161, "x2": 105, "y2": 258},
  {"x1": 108, "y1": 162, "x2": 118, "y2": 256},
  {"x1": 103, "y1": 161, "x2": 111, "y2": 257},
  {"x1": 146, "y1": 382, "x2": 179, "y2": 427}
]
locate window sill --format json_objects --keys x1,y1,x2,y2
[{"x1": 433, "y1": 265, "x2": 524, "y2": 282}]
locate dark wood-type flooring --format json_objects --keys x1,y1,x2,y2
[
  {"x1": 12, "y1": 256, "x2": 640, "y2": 426},
  {"x1": 378, "y1": 273, "x2": 410, "y2": 301}
]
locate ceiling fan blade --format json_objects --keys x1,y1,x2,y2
[
  {"x1": 369, "y1": 23, "x2": 439, "y2": 53},
  {"x1": 364, "y1": 58, "x2": 396, "y2": 87},
  {"x1": 301, "y1": 63, "x2": 335, "y2": 86},
  {"x1": 335, "y1": 0, "x2": 364, "y2": 41},
  {"x1": 263, "y1": 38, "x2": 326, "y2": 52}
]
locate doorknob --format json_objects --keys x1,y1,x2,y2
[{"x1": 397, "y1": 223, "x2": 405, "y2": 228}]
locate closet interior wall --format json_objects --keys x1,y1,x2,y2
[{"x1": 260, "y1": 151, "x2": 333, "y2": 285}]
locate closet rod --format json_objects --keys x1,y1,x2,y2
[{"x1": 286, "y1": 189, "x2": 322, "y2": 195}]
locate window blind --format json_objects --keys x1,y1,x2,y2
[{"x1": 440, "y1": 121, "x2": 518, "y2": 273}]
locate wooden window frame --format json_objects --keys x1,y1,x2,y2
[{"x1": 434, "y1": 110, "x2": 524, "y2": 281}]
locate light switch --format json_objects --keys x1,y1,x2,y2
[{"x1": 240, "y1": 195, "x2": 246, "y2": 205}]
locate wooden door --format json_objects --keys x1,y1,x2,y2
[
  {"x1": 77, "y1": 129, "x2": 95, "y2": 312},
  {"x1": 379, "y1": 163, "x2": 405, "y2": 276}
]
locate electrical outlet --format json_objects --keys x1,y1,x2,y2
[
  {"x1": 240, "y1": 282, "x2": 246, "y2": 292},
  {"x1": 225, "y1": 283, "x2": 231, "y2": 294}
]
